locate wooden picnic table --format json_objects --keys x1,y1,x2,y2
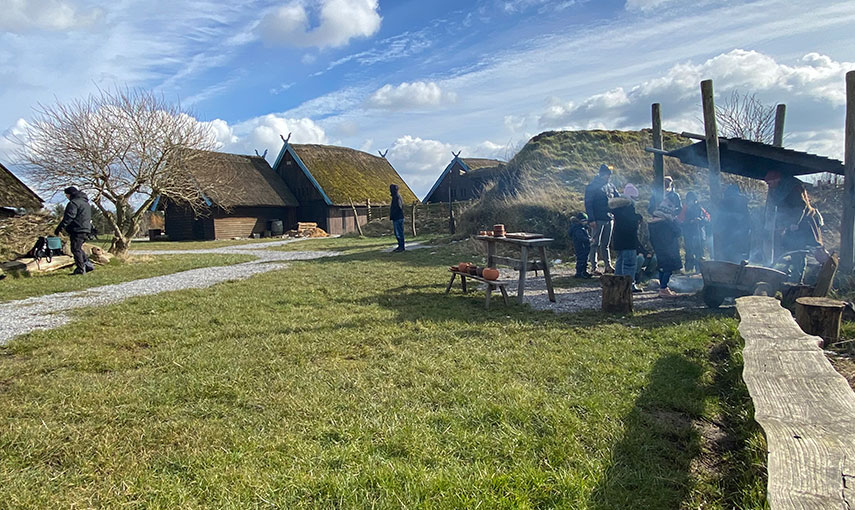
[{"x1": 475, "y1": 235, "x2": 556, "y2": 304}]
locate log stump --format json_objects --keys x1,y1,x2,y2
[
  {"x1": 795, "y1": 297, "x2": 845, "y2": 347},
  {"x1": 602, "y1": 274, "x2": 633, "y2": 314},
  {"x1": 781, "y1": 283, "x2": 813, "y2": 310}
]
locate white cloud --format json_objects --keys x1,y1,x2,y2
[
  {"x1": 0, "y1": 0, "x2": 102, "y2": 32},
  {"x1": 207, "y1": 114, "x2": 328, "y2": 157},
  {"x1": 366, "y1": 81, "x2": 457, "y2": 111},
  {"x1": 258, "y1": 0, "x2": 382, "y2": 48},
  {"x1": 536, "y1": 50, "x2": 855, "y2": 159},
  {"x1": 0, "y1": 118, "x2": 30, "y2": 162},
  {"x1": 624, "y1": 0, "x2": 679, "y2": 12}
]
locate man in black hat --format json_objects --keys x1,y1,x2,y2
[
  {"x1": 389, "y1": 184, "x2": 405, "y2": 252},
  {"x1": 584, "y1": 164, "x2": 619, "y2": 274},
  {"x1": 55, "y1": 186, "x2": 94, "y2": 274}
]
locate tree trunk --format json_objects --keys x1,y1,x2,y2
[{"x1": 601, "y1": 274, "x2": 633, "y2": 313}]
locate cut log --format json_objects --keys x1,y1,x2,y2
[
  {"x1": 601, "y1": 274, "x2": 633, "y2": 313},
  {"x1": 0, "y1": 255, "x2": 75, "y2": 274},
  {"x1": 781, "y1": 282, "x2": 813, "y2": 310},
  {"x1": 795, "y1": 297, "x2": 845, "y2": 347},
  {"x1": 812, "y1": 253, "x2": 838, "y2": 297}
]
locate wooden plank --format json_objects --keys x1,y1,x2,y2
[
  {"x1": 813, "y1": 253, "x2": 839, "y2": 297},
  {"x1": 652, "y1": 103, "x2": 664, "y2": 206},
  {"x1": 735, "y1": 296, "x2": 855, "y2": 509},
  {"x1": 490, "y1": 255, "x2": 545, "y2": 271},
  {"x1": 773, "y1": 104, "x2": 786, "y2": 147},
  {"x1": 842, "y1": 70, "x2": 855, "y2": 273},
  {"x1": 517, "y1": 245, "x2": 528, "y2": 304},
  {"x1": 701, "y1": 79, "x2": 722, "y2": 259},
  {"x1": 1, "y1": 255, "x2": 75, "y2": 274}
]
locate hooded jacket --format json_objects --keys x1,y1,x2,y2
[
  {"x1": 58, "y1": 190, "x2": 92, "y2": 234},
  {"x1": 584, "y1": 176, "x2": 619, "y2": 222},
  {"x1": 608, "y1": 197, "x2": 641, "y2": 251},
  {"x1": 389, "y1": 184, "x2": 404, "y2": 221},
  {"x1": 569, "y1": 216, "x2": 591, "y2": 252}
]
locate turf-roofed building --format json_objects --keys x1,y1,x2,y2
[
  {"x1": 422, "y1": 155, "x2": 505, "y2": 203},
  {"x1": 0, "y1": 161, "x2": 43, "y2": 217},
  {"x1": 271, "y1": 141, "x2": 418, "y2": 235},
  {"x1": 163, "y1": 150, "x2": 299, "y2": 241}
]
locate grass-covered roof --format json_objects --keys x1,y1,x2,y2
[
  {"x1": 184, "y1": 150, "x2": 299, "y2": 208},
  {"x1": 0, "y1": 162, "x2": 42, "y2": 211},
  {"x1": 462, "y1": 158, "x2": 504, "y2": 171},
  {"x1": 291, "y1": 144, "x2": 418, "y2": 205}
]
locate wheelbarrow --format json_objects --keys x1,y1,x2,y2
[{"x1": 700, "y1": 260, "x2": 788, "y2": 308}]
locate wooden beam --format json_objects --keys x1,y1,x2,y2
[
  {"x1": 701, "y1": 79, "x2": 722, "y2": 258},
  {"x1": 773, "y1": 104, "x2": 786, "y2": 147},
  {"x1": 652, "y1": 103, "x2": 664, "y2": 205},
  {"x1": 736, "y1": 296, "x2": 855, "y2": 509},
  {"x1": 841, "y1": 70, "x2": 855, "y2": 273},
  {"x1": 644, "y1": 147, "x2": 670, "y2": 155},
  {"x1": 680, "y1": 131, "x2": 706, "y2": 140}
]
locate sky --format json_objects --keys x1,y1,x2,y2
[{"x1": 1, "y1": 0, "x2": 854, "y2": 199}]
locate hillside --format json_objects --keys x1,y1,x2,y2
[{"x1": 505, "y1": 129, "x2": 702, "y2": 192}]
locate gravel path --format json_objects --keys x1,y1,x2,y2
[{"x1": 0, "y1": 239, "x2": 340, "y2": 345}]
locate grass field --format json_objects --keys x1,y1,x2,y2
[
  {"x1": 0, "y1": 253, "x2": 256, "y2": 302},
  {"x1": 0, "y1": 237, "x2": 767, "y2": 508}
]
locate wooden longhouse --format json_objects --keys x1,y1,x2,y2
[
  {"x1": 271, "y1": 142, "x2": 418, "y2": 235},
  {"x1": 422, "y1": 155, "x2": 505, "y2": 203},
  {"x1": 0, "y1": 161, "x2": 43, "y2": 217},
  {"x1": 163, "y1": 150, "x2": 299, "y2": 241}
]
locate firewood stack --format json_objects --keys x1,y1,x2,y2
[{"x1": 285, "y1": 222, "x2": 329, "y2": 238}]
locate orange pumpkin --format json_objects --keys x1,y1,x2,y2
[{"x1": 482, "y1": 267, "x2": 499, "y2": 280}]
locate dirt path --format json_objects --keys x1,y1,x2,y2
[{"x1": 0, "y1": 240, "x2": 340, "y2": 345}]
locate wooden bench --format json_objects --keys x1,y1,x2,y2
[
  {"x1": 445, "y1": 270, "x2": 510, "y2": 310},
  {"x1": 735, "y1": 296, "x2": 855, "y2": 509}
]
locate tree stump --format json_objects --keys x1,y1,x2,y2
[
  {"x1": 812, "y1": 253, "x2": 838, "y2": 297},
  {"x1": 795, "y1": 297, "x2": 845, "y2": 347},
  {"x1": 602, "y1": 274, "x2": 633, "y2": 314},
  {"x1": 781, "y1": 283, "x2": 813, "y2": 310}
]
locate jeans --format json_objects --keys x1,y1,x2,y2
[
  {"x1": 392, "y1": 218, "x2": 405, "y2": 250},
  {"x1": 588, "y1": 220, "x2": 613, "y2": 270},
  {"x1": 70, "y1": 232, "x2": 92, "y2": 273},
  {"x1": 659, "y1": 268, "x2": 672, "y2": 289},
  {"x1": 615, "y1": 249, "x2": 637, "y2": 277}
]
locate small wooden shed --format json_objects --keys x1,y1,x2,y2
[
  {"x1": 271, "y1": 142, "x2": 418, "y2": 235},
  {"x1": 423, "y1": 155, "x2": 505, "y2": 203},
  {"x1": 0, "y1": 161, "x2": 43, "y2": 216},
  {"x1": 163, "y1": 150, "x2": 299, "y2": 241}
]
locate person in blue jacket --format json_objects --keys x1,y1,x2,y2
[
  {"x1": 569, "y1": 212, "x2": 592, "y2": 278},
  {"x1": 389, "y1": 184, "x2": 405, "y2": 252}
]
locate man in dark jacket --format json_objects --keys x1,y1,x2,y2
[
  {"x1": 389, "y1": 184, "x2": 405, "y2": 252},
  {"x1": 55, "y1": 186, "x2": 94, "y2": 274},
  {"x1": 569, "y1": 213, "x2": 592, "y2": 278},
  {"x1": 609, "y1": 194, "x2": 642, "y2": 290},
  {"x1": 584, "y1": 164, "x2": 619, "y2": 274}
]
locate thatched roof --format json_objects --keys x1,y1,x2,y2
[
  {"x1": 184, "y1": 150, "x2": 298, "y2": 208},
  {"x1": 423, "y1": 156, "x2": 506, "y2": 202},
  {"x1": 0, "y1": 162, "x2": 42, "y2": 211},
  {"x1": 288, "y1": 144, "x2": 418, "y2": 205}
]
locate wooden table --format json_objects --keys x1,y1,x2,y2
[{"x1": 475, "y1": 235, "x2": 555, "y2": 304}]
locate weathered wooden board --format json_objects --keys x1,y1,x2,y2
[{"x1": 735, "y1": 296, "x2": 855, "y2": 510}]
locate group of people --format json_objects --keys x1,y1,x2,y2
[{"x1": 570, "y1": 164, "x2": 826, "y2": 298}]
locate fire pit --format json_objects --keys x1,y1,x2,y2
[{"x1": 700, "y1": 260, "x2": 788, "y2": 308}]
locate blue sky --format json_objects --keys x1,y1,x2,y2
[{"x1": 1, "y1": 0, "x2": 854, "y2": 199}]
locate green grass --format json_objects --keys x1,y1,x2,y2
[
  {"x1": 128, "y1": 237, "x2": 291, "y2": 251},
  {"x1": 0, "y1": 237, "x2": 767, "y2": 508},
  {"x1": 0, "y1": 253, "x2": 255, "y2": 302}
]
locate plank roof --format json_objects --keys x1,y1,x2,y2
[
  {"x1": 183, "y1": 150, "x2": 299, "y2": 208},
  {"x1": 281, "y1": 143, "x2": 418, "y2": 205},
  {"x1": 664, "y1": 138, "x2": 844, "y2": 179},
  {"x1": 0, "y1": 161, "x2": 43, "y2": 210}
]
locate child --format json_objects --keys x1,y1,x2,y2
[
  {"x1": 570, "y1": 212, "x2": 593, "y2": 278},
  {"x1": 648, "y1": 194, "x2": 683, "y2": 298},
  {"x1": 609, "y1": 186, "x2": 642, "y2": 282}
]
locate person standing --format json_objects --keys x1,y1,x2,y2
[
  {"x1": 680, "y1": 191, "x2": 708, "y2": 272},
  {"x1": 648, "y1": 194, "x2": 682, "y2": 298},
  {"x1": 609, "y1": 184, "x2": 642, "y2": 289},
  {"x1": 584, "y1": 164, "x2": 619, "y2": 274},
  {"x1": 54, "y1": 186, "x2": 94, "y2": 275},
  {"x1": 389, "y1": 184, "x2": 405, "y2": 252},
  {"x1": 765, "y1": 171, "x2": 824, "y2": 282},
  {"x1": 569, "y1": 212, "x2": 592, "y2": 279}
]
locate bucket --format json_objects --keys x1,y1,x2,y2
[
  {"x1": 46, "y1": 236, "x2": 62, "y2": 250},
  {"x1": 270, "y1": 220, "x2": 284, "y2": 236}
]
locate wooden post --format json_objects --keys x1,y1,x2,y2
[
  {"x1": 773, "y1": 104, "x2": 786, "y2": 147},
  {"x1": 448, "y1": 187, "x2": 455, "y2": 234},
  {"x1": 841, "y1": 71, "x2": 855, "y2": 273},
  {"x1": 652, "y1": 103, "x2": 664, "y2": 206},
  {"x1": 366, "y1": 199, "x2": 371, "y2": 222},
  {"x1": 795, "y1": 297, "x2": 845, "y2": 346},
  {"x1": 601, "y1": 274, "x2": 633, "y2": 313},
  {"x1": 349, "y1": 199, "x2": 364, "y2": 236},
  {"x1": 701, "y1": 80, "x2": 722, "y2": 259},
  {"x1": 411, "y1": 203, "x2": 417, "y2": 237}
]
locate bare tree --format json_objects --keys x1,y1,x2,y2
[
  {"x1": 715, "y1": 90, "x2": 777, "y2": 143},
  {"x1": 16, "y1": 87, "x2": 231, "y2": 255}
]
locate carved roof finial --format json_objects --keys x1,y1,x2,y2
[
  {"x1": 378, "y1": 149, "x2": 389, "y2": 158},
  {"x1": 452, "y1": 150, "x2": 462, "y2": 158}
]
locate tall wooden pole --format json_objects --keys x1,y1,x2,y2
[
  {"x1": 652, "y1": 103, "x2": 664, "y2": 206},
  {"x1": 448, "y1": 186, "x2": 455, "y2": 235},
  {"x1": 841, "y1": 71, "x2": 855, "y2": 273},
  {"x1": 773, "y1": 104, "x2": 786, "y2": 147},
  {"x1": 701, "y1": 79, "x2": 722, "y2": 259}
]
